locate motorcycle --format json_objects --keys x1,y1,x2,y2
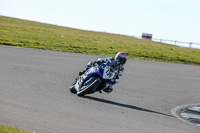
[{"x1": 69, "y1": 61, "x2": 119, "y2": 97}]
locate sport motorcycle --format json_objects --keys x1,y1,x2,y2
[{"x1": 69, "y1": 61, "x2": 118, "y2": 97}]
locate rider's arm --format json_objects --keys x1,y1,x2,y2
[
  {"x1": 97, "y1": 57, "x2": 114, "y2": 65},
  {"x1": 97, "y1": 58, "x2": 106, "y2": 65},
  {"x1": 87, "y1": 58, "x2": 105, "y2": 67},
  {"x1": 114, "y1": 66, "x2": 124, "y2": 83}
]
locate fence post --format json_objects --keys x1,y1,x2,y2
[{"x1": 189, "y1": 42, "x2": 192, "y2": 48}]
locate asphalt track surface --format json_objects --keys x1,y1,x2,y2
[{"x1": 0, "y1": 45, "x2": 200, "y2": 133}]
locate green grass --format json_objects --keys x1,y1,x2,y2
[
  {"x1": 0, "y1": 15, "x2": 200, "y2": 65},
  {"x1": 0, "y1": 124, "x2": 32, "y2": 133}
]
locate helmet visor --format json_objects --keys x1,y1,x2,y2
[{"x1": 117, "y1": 57, "x2": 126, "y2": 65}]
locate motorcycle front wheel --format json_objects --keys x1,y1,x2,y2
[
  {"x1": 77, "y1": 79, "x2": 100, "y2": 97},
  {"x1": 69, "y1": 80, "x2": 77, "y2": 94}
]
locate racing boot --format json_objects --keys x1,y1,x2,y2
[{"x1": 103, "y1": 84, "x2": 113, "y2": 93}]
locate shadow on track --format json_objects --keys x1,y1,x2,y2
[{"x1": 83, "y1": 96, "x2": 174, "y2": 118}]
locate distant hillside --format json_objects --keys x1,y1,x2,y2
[{"x1": 0, "y1": 15, "x2": 200, "y2": 65}]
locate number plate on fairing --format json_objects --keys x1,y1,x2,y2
[{"x1": 103, "y1": 66, "x2": 115, "y2": 79}]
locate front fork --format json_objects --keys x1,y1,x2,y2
[{"x1": 74, "y1": 75, "x2": 86, "y2": 92}]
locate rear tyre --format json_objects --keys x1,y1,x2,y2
[{"x1": 77, "y1": 79, "x2": 100, "y2": 97}]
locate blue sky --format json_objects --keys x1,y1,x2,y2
[{"x1": 1, "y1": 0, "x2": 200, "y2": 47}]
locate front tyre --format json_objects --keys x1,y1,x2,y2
[
  {"x1": 77, "y1": 79, "x2": 100, "y2": 97},
  {"x1": 69, "y1": 80, "x2": 77, "y2": 94}
]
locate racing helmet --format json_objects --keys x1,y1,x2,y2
[{"x1": 115, "y1": 52, "x2": 127, "y2": 66}]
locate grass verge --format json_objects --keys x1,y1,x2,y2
[
  {"x1": 0, "y1": 15, "x2": 200, "y2": 65},
  {"x1": 0, "y1": 124, "x2": 32, "y2": 133}
]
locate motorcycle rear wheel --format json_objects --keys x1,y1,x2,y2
[{"x1": 77, "y1": 79, "x2": 100, "y2": 97}]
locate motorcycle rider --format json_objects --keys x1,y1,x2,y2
[{"x1": 78, "y1": 52, "x2": 127, "y2": 93}]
